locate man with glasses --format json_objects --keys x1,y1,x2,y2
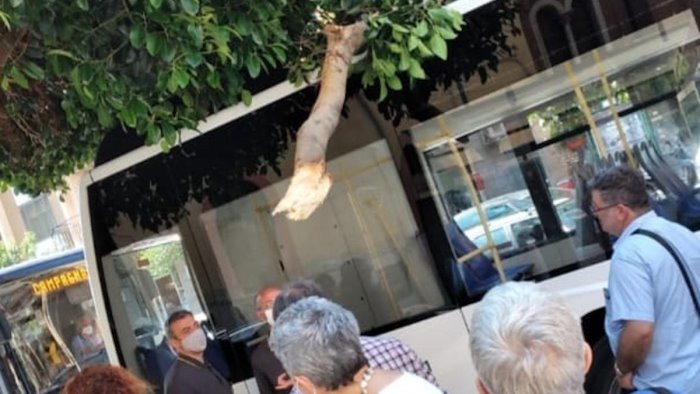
[{"x1": 590, "y1": 166, "x2": 700, "y2": 393}]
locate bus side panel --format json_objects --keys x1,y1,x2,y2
[{"x1": 383, "y1": 310, "x2": 473, "y2": 394}]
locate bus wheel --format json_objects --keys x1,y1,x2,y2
[{"x1": 584, "y1": 337, "x2": 618, "y2": 394}]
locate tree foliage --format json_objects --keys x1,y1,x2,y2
[
  {"x1": 0, "y1": 232, "x2": 36, "y2": 268},
  {"x1": 0, "y1": 0, "x2": 466, "y2": 195}
]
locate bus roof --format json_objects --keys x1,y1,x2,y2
[{"x1": 0, "y1": 248, "x2": 84, "y2": 284}]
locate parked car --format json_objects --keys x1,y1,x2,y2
[{"x1": 453, "y1": 187, "x2": 585, "y2": 255}]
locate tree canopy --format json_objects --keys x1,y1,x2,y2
[{"x1": 0, "y1": 0, "x2": 476, "y2": 197}]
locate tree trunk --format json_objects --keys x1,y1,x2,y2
[{"x1": 272, "y1": 21, "x2": 366, "y2": 220}]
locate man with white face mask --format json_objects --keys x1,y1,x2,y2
[
  {"x1": 164, "y1": 310, "x2": 232, "y2": 394},
  {"x1": 251, "y1": 286, "x2": 292, "y2": 394}
]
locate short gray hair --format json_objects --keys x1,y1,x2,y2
[
  {"x1": 590, "y1": 165, "x2": 649, "y2": 210},
  {"x1": 470, "y1": 282, "x2": 585, "y2": 394},
  {"x1": 269, "y1": 297, "x2": 367, "y2": 390}
]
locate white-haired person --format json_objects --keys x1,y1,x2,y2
[
  {"x1": 469, "y1": 282, "x2": 680, "y2": 394},
  {"x1": 470, "y1": 282, "x2": 593, "y2": 394},
  {"x1": 269, "y1": 296, "x2": 442, "y2": 394}
]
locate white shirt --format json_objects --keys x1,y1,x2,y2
[{"x1": 378, "y1": 373, "x2": 443, "y2": 394}]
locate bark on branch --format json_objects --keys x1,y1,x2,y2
[{"x1": 272, "y1": 21, "x2": 366, "y2": 220}]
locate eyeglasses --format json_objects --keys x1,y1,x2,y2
[{"x1": 589, "y1": 203, "x2": 618, "y2": 214}]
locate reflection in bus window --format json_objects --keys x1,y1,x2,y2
[{"x1": 0, "y1": 249, "x2": 107, "y2": 393}]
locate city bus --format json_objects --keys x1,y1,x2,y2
[
  {"x1": 79, "y1": 1, "x2": 700, "y2": 393},
  {"x1": 0, "y1": 248, "x2": 106, "y2": 394}
]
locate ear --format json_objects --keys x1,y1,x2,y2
[
  {"x1": 583, "y1": 342, "x2": 593, "y2": 374},
  {"x1": 168, "y1": 337, "x2": 180, "y2": 352},
  {"x1": 476, "y1": 378, "x2": 490, "y2": 394},
  {"x1": 295, "y1": 375, "x2": 317, "y2": 394}
]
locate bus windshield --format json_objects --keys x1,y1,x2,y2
[{"x1": 0, "y1": 250, "x2": 107, "y2": 394}]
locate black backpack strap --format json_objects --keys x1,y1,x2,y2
[{"x1": 633, "y1": 228, "x2": 700, "y2": 319}]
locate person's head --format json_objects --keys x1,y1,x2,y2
[
  {"x1": 469, "y1": 282, "x2": 592, "y2": 394},
  {"x1": 75, "y1": 315, "x2": 95, "y2": 338},
  {"x1": 272, "y1": 279, "x2": 325, "y2": 320},
  {"x1": 269, "y1": 297, "x2": 367, "y2": 394},
  {"x1": 166, "y1": 310, "x2": 207, "y2": 357},
  {"x1": 589, "y1": 165, "x2": 650, "y2": 236},
  {"x1": 61, "y1": 365, "x2": 152, "y2": 394},
  {"x1": 255, "y1": 286, "x2": 281, "y2": 324}
]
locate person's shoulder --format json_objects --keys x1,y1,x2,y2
[
  {"x1": 384, "y1": 373, "x2": 441, "y2": 394},
  {"x1": 361, "y1": 335, "x2": 406, "y2": 349},
  {"x1": 250, "y1": 341, "x2": 271, "y2": 366}
]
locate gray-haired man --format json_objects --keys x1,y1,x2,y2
[
  {"x1": 469, "y1": 282, "x2": 593, "y2": 394},
  {"x1": 272, "y1": 279, "x2": 440, "y2": 393}
]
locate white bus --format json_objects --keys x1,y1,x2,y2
[{"x1": 79, "y1": 2, "x2": 700, "y2": 393}]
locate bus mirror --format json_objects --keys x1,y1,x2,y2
[{"x1": 0, "y1": 311, "x2": 11, "y2": 343}]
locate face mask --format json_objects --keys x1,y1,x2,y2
[
  {"x1": 81, "y1": 325, "x2": 94, "y2": 337},
  {"x1": 264, "y1": 308, "x2": 274, "y2": 326},
  {"x1": 181, "y1": 328, "x2": 207, "y2": 353}
]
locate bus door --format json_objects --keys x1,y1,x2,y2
[{"x1": 101, "y1": 233, "x2": 223, "y2": 392}]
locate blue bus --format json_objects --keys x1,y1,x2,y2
[{"x1": 0, "y1": 248, "x2": 106, "y2": 394}]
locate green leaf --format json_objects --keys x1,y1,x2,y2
[
  {"x1": 206, "y1": 70, "x2": 220, "y2": 89},
  {"x1": 391, "y1": 24, "x2": 409, "y2": 34},
  {"x1": 184, "y1": 91, "x2": 197, "y2": 107},
  {"x1": 146, "y1": 33, "x2": 162, "y2": 57},
  {"x1": 408, "y1": 35, "x2": 420, "y2": 52},
  {"x1": 246, "y1": 56, "x2": 260, "y2": 78},
  {"x1": 241, "y1": 89, "x2": 252, "y2": 106},
  {"x1": 172, "y1": 69, "x2": 190, "y2": 89},
  {"x1": 378, "y1": 78, "x2": 387, "y2": 102},
  {"x1": 437, "y1": 27, "x2": 458, "y2": 40},
  {"x1": 105, "y1": 95, "x2": 124, "y2": 110},
  {"x1": 398, "y1": 51, "x2": 410, "y2": 71},
  {"x1": 388, "y1": 43, "x2": 402, "y2": 54},
  {"x1": 9, "y1": 66, "x2": 29, "y2": 89},
  {"x1": 413, "y1": 21, "x2": 429, "y2": 38},
  {"x1": 429, "y1": 34, "x2": 447, "y2": 60},
  {"x1": 9, "y1": 0, "x2": 23, "y2": 8},
  {"x1": 271, "y1": 46, "x2": 286, "y2": 63},
  {"x1": 187, "y1": 25, "x2": 204, "y2": 48},
  {"x1": 128, "y1": 98, "x2": 148, "y2": 118},
  {"x1": 408, "y1": 59, "x2": 426, "y2": 79},
  {"x1": 149, "y1": 0, "x2": 163, "y2": 9},
  {"x1": 129, "y1": 25, "x2": 146, "y2": 49},
  {"x1": 145, "y1": 123, "x2": 161, "y2": 145},
  {"x1": 386, "y1": 75, "x2": 402, "y2": 91},
  {"x1": 97, "y1": 105, "x2": 113, "y2": 128},
  {"x1": 184, "y1": 52, "x2": 203, "y2": 68},
  {"x1": 120, "y1": 107, "x2": 137, "y2": 128},
  {"x1": 1, "y1": 77, "x2": 10, "y2": 91},
  {"x1": 47, "y1": 49, "x2": 79, "y2": 61},
  {"x1": 22, "y1": 62, "x2": 44, "y2": 80},
  {"x1": 160, "y1": 139, "x2": 172, "y2": 153},
  {"x1": 180, "y1": 0, "x2": 199, "y2": 15},
  {"x1": 160, "y1": 41, "x2": 176, "y2": 63},
  {"x1": 76, "y1": 0, "x2": 89, "y2": 11},
  {"x1": 0, "y1": 12, "x2": 11, "y2": 29}
]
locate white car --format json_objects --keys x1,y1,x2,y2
[{"x1": 454, "y1": 188, "x2": 585, "y2": 254}]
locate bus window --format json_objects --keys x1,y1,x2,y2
[
  {"x1": 0, "y1": 250, "x2": 107, "y2": 393},
  {"x1": 103, "y1": 235, "x2": 206, "y2": 350}
]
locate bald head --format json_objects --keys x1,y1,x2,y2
[{"x1": 256, "y1": 286, "x2": 281, "y2": 322}]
